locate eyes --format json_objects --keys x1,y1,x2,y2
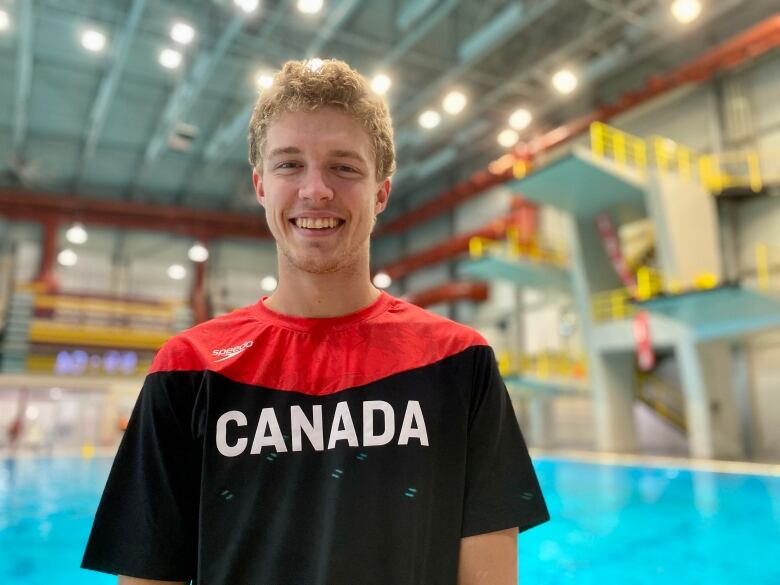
[{"x1": 274, "y1": 161, "x2": 362, "y2": 176}]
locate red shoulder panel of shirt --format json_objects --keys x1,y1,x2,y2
[{"x1": 148, "y1": 296, "x2": 489, "y2": 396}]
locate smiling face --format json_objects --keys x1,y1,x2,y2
[{"x1": 253, "y1": 107, "x2": 391, "y2": 276}]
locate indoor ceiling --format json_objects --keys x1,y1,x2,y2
[{"x1": 0, "y1": 0, "x2": 777, "y2": 223}]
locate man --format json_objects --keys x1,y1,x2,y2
[{"x1": 82, "y1": 59, "x2": 549, "y2": 585}]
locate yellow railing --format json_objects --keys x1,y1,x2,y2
[
  {"x1": 652, "y1": 137, "x2": 699, "y2": 180},
  {"x1": 591, "y1": 122, "x2": 648, "y2": 169},
  {"x1": 469, "y1": 231, "x2": 568, "y2": 267},
  {"x1": 756, "y1": 244, "x2": 770, "y2": 292},
  {"x1": 28, "y1": 320, "x2": 171, "y2": 350},
  {"x1": 468, "y1": 236, "x2": 504, "y2": 259},
  {"x1": 498, "y1": 349, "x2": 587, "y2": 380},
  {"x1": 635, "y1": 266, "x2": 665, "y2": 301},
  {"x1": 754, "y1": 243, "x2": 780, "y2": 294},
  {"x1": 34, "y1": 294, "x2": 179, "y2": 319},
  {"x1": 592, "y1": 266, "x2": 720, "y2": 321},
  {"x1": 591, "y1": 288, "x2": 637, "y2": 322},
  {"x1": 591, "y1": 122, "x2": 763, "y2": 194},
  {"x1": 699, "y1": 151, "x2": 763, "y2": 193}
]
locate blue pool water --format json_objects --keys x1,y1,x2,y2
[{"x1": 1, "y1": 456, "x2": 779, "y2": 584}]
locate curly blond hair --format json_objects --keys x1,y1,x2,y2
[{"x1": 248, "y1": 59, "x2": 396, "y2": 181}]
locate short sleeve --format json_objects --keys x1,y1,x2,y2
[
  {"x1": 81, "y1": 366, "x2": 203, "y2": 581},
  {"x1": 461, "y1": 346, "x2": 550, "y2": 537}
]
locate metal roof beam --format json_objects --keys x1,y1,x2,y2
[
  {"x1": 0, "y1": 188, "x2": 271, "y2": 240},
  {"x1": 12, "y1": 0, "x2": 34, "y2": 158},
  {"x1": 305, "y1": 0, "x2": 362, "y2": 58},
  {"x1": 391, "y1": 0, "x2": 559, "y2": 121},
  {"x1": 381, "y1": 0, "x2": 459, "y2": 69},
  {"x1": 204, "y1": 0, "x2": 459, "y2": 165},
  {"x1": 81, "y1": 0, "x2": 147, "y2": 162},
  {"x1": 204, "y1": 0, "x2": 363, "y2": 165},
  {"x1": 143, "y1": 14, "x2": 247, "y2": 165},
  {"x1": 397, "y1": 0, "x2": 439, "y2": 32}
]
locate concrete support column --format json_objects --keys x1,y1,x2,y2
[
  {"x1": 732, "y1": 342, "x2": 756, "y2": 459},
  {"x1": 676, "y1": 338, "x2": 744, "y2": 459},
  {"x1": 528, "y1": 396, "x2": 555, "y2": 449},
  {"x1": 191, "y1": 257, "x2": 211, "y2": 325},
  {"x1": 564, "y1": 214, "x2": 637, "y2": 453},
  {"x1": 589, "y1": 351, "x2": 637, "y2": 453},
  {"x1": 34, "y1": 218, "x2": 59, "y2": 292}
]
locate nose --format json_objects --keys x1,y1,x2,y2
[{"x1": 299, "y1": 168, "x2": 334, "y2": 202}]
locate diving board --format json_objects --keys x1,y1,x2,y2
[
  {"x1": 638, "y1": 285, "x2": 780, "y2": 341},
  {"x1": 460, "y1": 256, "x2": 570, "y2": 290},
  {"x1": 510, "y1": 147, "x2": 647, "y2": 217}
]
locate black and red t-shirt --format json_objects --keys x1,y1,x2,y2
[{"x1": 82, "y1": 292, "x2": 549, "y2": 584}]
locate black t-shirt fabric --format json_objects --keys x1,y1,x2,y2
[{"x1": 82, "y1": 292, "x2": 549, "y2": 584}]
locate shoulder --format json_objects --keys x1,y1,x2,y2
[
  {"x1": 377, "y1": 296, "x2": 489, "y2": 361},
  {"x1": 150, "y1": 304, "x2": 260, "y2": 373}
]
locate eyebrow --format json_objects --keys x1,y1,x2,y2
[{"x1": 267, "y1": 146, "x2": 367, "y2": 164}]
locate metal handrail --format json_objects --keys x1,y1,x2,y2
[
  {"x1": 591, "y1": 122, "x2": 763, "y2": 194},
  {"x1": 498, "y1": 349, "x2": 588, "y2": 380},
  {"x1": 468, "y1": 232, "x2": 568, "y2": 266}
]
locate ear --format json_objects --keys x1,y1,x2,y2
[
  {"x1": 252, "y1": 168, "x2": 266, "y2": 209},
  {"x1": 374, "y1": 178, "x2": 392, "y2": 215}
]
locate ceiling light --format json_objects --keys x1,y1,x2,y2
[
  {"x1": 671, "y1": 0, "x2": 702, "y2": 24},
  {"x1": 552, "y1": 68, "x2": 578, "y2": 95},
  {"x1": 418, "y1": 110, "x2": 441, "y2": 129},
  {"x1": 442, "y1": 91, "x2": 467, "y2": 115},
  {"x1": 297, "y1": 0, "x2": 323, "y2": 14},
  {"x1": 188, "y1": 242, "x2": 209, "y2": 263},
  {"x1": 81, "y1": 29, "x2": 107, "y2": 53},
  {"x1": 159, "y1": 48, "x2": 183, "y2": 69},
  {"x1": 261, "y1": 275, "x2": 278, "y2": 291},
  {"x1": 170, "y1": 22, "x2": 195, "y2": 45},
  {"x1": 58, "y1": 249, "x2": 78, "y2": 267},
  {"x1": 372, "y1": 272, "x2": 392, "y2": 289},
  {"x1": 66, "y1": 223, "x2": 88, "y2": 245},
  {"x1": 234, "y1": 0, "x2": 260, "y2": 14},
  {"x1": 257, "y1": 73, "x2": 273, "y2": 89},
  {"x1": 508, "y1": 108, "x2": 532, "y2": 131},
  {"x1": 167, "y1": 264, "x2": 187, "y2": 280},
  {"x1": 0, "y1": 10, "x2": 10, "y2": 32},
  {"x1": 26, "y1": 405, "x2": 39, "y2": 420},
  {"x1": 371, "y1": 73, "x2": 392, "y2": 95},
  {"x1": 497, "y1": 129, "x2": 520, "y2": 148},
  {"x1": 306, "y1": 58, "x2": 324, "y2": 72}
]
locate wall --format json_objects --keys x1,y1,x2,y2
[
  {"x1": 646, "y1": 172, "x2": 723, "y2": 285},
  {"x1": 740, "y1": 53, "x2": 780, "y2": 180},
  {"x1": 615, "y1": 85, "x2": 721, "y2": 151}
]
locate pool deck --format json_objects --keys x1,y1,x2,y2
[{"x1": 532, "y1": 448, "x2": 780, "y2": 477}]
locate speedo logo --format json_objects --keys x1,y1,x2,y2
[{"x1": 212, "y1": 340, "x2": 254, "y2": 362}]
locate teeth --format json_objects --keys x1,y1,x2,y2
[{"x1": 294, "y1": 217, "x2": 341, "y2": 229}]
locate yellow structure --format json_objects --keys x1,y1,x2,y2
[{"x1": 590, "y1": 121, "x2": 763, "y2": 194}]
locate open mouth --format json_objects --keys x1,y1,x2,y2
[{"x1": 290, "y1": 217, "x2": 345, "y2": 233}]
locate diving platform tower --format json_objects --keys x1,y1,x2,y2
[{"x1": 502, "y1": 123, "x2": 779, "y2": 459}]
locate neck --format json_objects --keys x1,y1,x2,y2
[{"x1": 264, "y1": 253, "x2": 381, "y2": 318}]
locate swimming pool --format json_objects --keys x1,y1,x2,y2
[{"x1": 1, "y1": 456, "x2": 778, "y2": 584}]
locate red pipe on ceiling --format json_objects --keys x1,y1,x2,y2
[
  {"x1": 0, "y1": 189, "x2": 272, "y2": 240},
  {"x1": 404, "y1": 281, "x2": 489, "y2": 309},
  {"x1": 379, "y1": 198, "x2": 537, "y2": 280},
  {"x1": 378, "y1": 14, "x2": 780, "y2": 237}
]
